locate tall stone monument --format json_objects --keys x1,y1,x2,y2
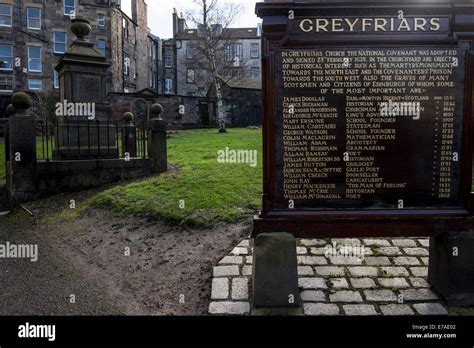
[
  {"x1": 53, "y1": 16, "x2": 117, "y2": 159},
  {"x1": 253, "y1": 0, "x2": 474, "y2": 307}
]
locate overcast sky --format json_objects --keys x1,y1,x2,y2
[{"x1": 121, "y1": 0, "x2": 261, "y2": 39}]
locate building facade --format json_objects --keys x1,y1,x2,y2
[
  {"x1": 0, "y1": 0, "x2": 160, "y2": 117},
  {"x1": 162, "y1": 38, "x2": 177, "y2": 95},
  {"x1": 164, "y1": 9, "x2": 262, "y2": 98}
]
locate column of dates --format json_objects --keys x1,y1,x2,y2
[{"x1": 438, "y1": 96, "x2": 455, "y2": 199}]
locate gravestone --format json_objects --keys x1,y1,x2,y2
[
  {"x1": 53, "y1": 16, "x2": 117, "y2": 159},
  {"x1": 253, "y1": 0, "x2": 474, "y2": 307}
]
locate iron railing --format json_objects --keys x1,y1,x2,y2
[{"x1": 36, "y1": 119, "x2": 148, "y2": 161}]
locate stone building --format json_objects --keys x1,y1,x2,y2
[
  {"x1": 167, "y1": 9, "x2": 262, "y2": 98},
  {"x1": 0, "y1": 0, "x2": 160, "y2": 118},
  {"x1": 162, "y1": 38, "x2": 177, "y2": 95},
  {"x1": 110, "y1": 0, "x2": 160, "y2": 94},
  {"x1": 155, "y1": 8, "x2": 262, "y2": 128}
]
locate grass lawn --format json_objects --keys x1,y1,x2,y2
[{"x1": 93, "y1": 128, "x2": 263, "y2": 227}]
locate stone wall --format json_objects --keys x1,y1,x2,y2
[
  {"x1": 108, "y1": 92, "x2": 211, "y2": 129},
  {"x1": 108, "y1": 91, "x2": 158, "y2": 124},
  {"x1": 36, "y1": 158, "x2": 153, "y2": 195},
  {"x1": 108, "y1": 91, "x2": 259, "y2": 129}
]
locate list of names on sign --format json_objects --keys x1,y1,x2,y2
[{"x1": 276, "y1": 47, "x2": 466, "y2": 209}]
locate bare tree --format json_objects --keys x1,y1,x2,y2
[
  {"x1": 27, "y1": 91, "x2": 59, "y2": 129},
  {"x1": 183, "y1": 0, "x2": 244, "y2": 133}
]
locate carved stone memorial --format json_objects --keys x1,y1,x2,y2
[{"x1": 53, "y1": 16, "x2": 117, "y2": 159}]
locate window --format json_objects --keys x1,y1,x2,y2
[
  {"x1": 28, "y1": 46, "x2": 42, "y2": 72},
  {"x1": 225, "y1": 44, "x2": 243, "y2": 63},
  {"x1": 28, "y1": 79, "x2": 42, "y2": 90},
  {"x1": 98, "y1": 39, "x2": 106, "y2": 56},
  {"x1": 131, "y1": 26, "x2": 136, "y2": 45},
  {"x1": 27, "y1": 8, "x2": 41, "y2": 30},
  {"x1": 53, "y1": 70, "x2": 59, "y2": 89},
  {"x1": 64, "y1": 0, "x2": 75, "y2": 16},
  {"x1": 251, "y1": 43, "x2": 259, "y2": 59},
  {"x1": 225, "y1": 45, "x2": 232, "y2": 62},
  {"x1": 232, "y1": 68, "x2": 243, "y2": 77},
  {"x1": 0, "y1": 4, "x2": 12, "y2": 27},
  {"x1": 187, "y1": 69, "x2": 195, "y2": 83},
  {"x1": 152, "y1": 44, "x2": 156, "y2": 60},
  {"x1": 251, "y1": 67, "x2": 260, "y2": 79},
  {"x1": 97, "y1": 14, "x2": 105, "y2": 28},
  {"x1": 131, "y1": 59, "x2": 136, "y2": 79},
  {"x1": 123, "y1": 53, "x2": 129, "y2": 75},
  {"x1": 186, "y1": 45, "x2": 193, "y2": 59},
  {"x1": 165, "y1": 79, "x2": 173, "y2": 94},
  {"x1": 53, "y1": 32, "x2": 67, "y2": 54},
  {"x1": 122, "y1": 18, "x2": 128, "y2": 39},
  {"x1": 0, "y1": 76, "x2": 13, "y2": 92},
  {"x1": 0, "y1": 44, "x2": 13, "y2": 71},
  {"x1": 164, "y1": 52, "x2": 173, "y2": 68},
  {"x1": 150, "y1": 70, "x2": 157, "y2": 89},
  {"x1": 224, "y1": 44, "x2": 244, "y2": 63},
  {"x1": 234, "y1": 44, "x2": 243, "y2": 62}
]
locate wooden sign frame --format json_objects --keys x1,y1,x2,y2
[{"x1": 253, "y1": 0, "x2": 474, "y2": 238}]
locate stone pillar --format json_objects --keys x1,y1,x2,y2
[
  {"x1": 252, "y1": 232, "x2": 300, "y2": 308},
  {"x1": 4, "y1": 104, "x2": 16, "y2": 163},
  {"x1": 428, "y1": 230, "x2": 474, "y2": 307},
  {"x1": 8, "y1": 92, "x2": 38, "y2": 203},
  {"x1": 148, "y1": 104, "x2": 167, "y2": 173},
  {"x1": 122, "y1": 112, "x2": 137, "y2": 158},
  {"x1": 0, "y1": 104, "x2": 15, "y2": 213}
]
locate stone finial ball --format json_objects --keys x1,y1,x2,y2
[
  {"x1": 11, "y1": 92, "x2": 32, "y2": 111},
  {"x1": 123, "y1": 111, "x2": 134, "y2": 123},
  {"x1": 71, "y1": 17, "x2": 92, "y2": 39},
  {"x1": 151, "y1": 103, "x2": 163, "y2": 116},
  {"x1": 5, "y1": 104, "x2": 16, "y2": 117}
]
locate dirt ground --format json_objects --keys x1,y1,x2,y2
[{"x1": 0, "y1": 187, "x2": 251, "y2": 316}]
